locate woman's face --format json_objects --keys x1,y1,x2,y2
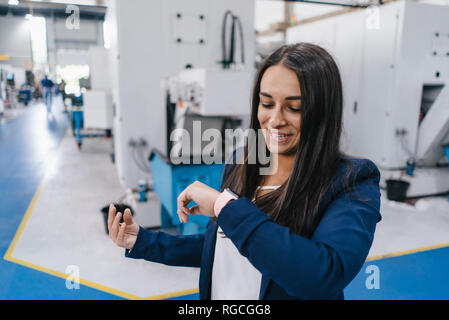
[{"x1": 257, "y1": 64, "x2": 302, "y2": 155}]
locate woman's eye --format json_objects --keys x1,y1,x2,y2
[
  {"x1": 288, "y1": 107, "x2": 302, "y2": 113},
  {"x1": 261, "y1": 103, "x2": 273, "y2": 108}
]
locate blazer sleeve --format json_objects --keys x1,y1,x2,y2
[
  {"x1": 123, "y1": 155, "x2": 237, "y2": 268},
  {"x1": 216, "y1": 159, "x2": 382, "y2": 299},
  {"x1": 124, "y1": 226, "x2": 205, "y2": 267}
]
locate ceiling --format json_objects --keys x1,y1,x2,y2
[
  {"x1": 0, "y1": 0, "x2": 107, "y2": 19},
  {"x1": 0, "y1": 0, "x2": 108, "y2": 6}
]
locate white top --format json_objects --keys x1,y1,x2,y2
[{"x1": 211, "y1": 185, "x2": 280, "y2": 300}]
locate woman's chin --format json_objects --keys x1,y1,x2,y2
[{"x1": 267, "y1": 145, "x2": 293, "y2": 155}]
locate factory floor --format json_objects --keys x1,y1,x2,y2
[{"x1": 1, "y1": 98, "x2": 449, "y2": 300}]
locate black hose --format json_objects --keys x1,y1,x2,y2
[
  {"x1": 229, "y1": 16, "x2": 236, "y2": 66},
  {"x1": 221, "y1": 10, "x2": 233, "y2": 69},
  {"x1": 220, "y1": 10, "x2": 245, "y2": 69},
  {"x1": 234, "y1": 16, "x2": 245, "y2": 64}
]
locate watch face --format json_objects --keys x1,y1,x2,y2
[{"x1": 226, "y1": 188, "x2": 239, "y2": 198}]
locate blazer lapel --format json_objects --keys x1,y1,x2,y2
[
  {"x1": 199, "y1": 220, "x2": 218, "y2": 300},
  {"x1": 259, "y1": 275, "x2": 270, "y2": 299}
]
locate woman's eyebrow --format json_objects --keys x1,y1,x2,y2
[
  {"x1": 259, "y1": 92, "x2": 302, "y2": 100},
  {"x1": 259, "y1": 92, "x2": 273, "y2": 98},
  {"x1": 285, "y1": 96, "x2": 302, "y2": 100}
]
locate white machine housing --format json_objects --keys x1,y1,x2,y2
[
  {"x1": 287, "y1": 1, "x2": 449, "y2": 196},
  {"x1": 105, "y1": 0, "x2": 255, "y2": 188},
  {"x1": 83, "y1": 90, "x2": 113, "y2": 129},
  {"x1": 83, "y1": 46, "x2": 113, "y2": 130},
  {"x1": 167, "y1": 68, "x2": 252, "y2": 116},
  {"x1": 164, "y1": 67, "x2": 252, "y2": 163}
]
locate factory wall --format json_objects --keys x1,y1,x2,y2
[
  {"x1": 46, "y1": 17, "x2": 104, "y2": 71},
  {"x1": 0, "y1": 14, "x2": 104, "y2": 75},
  {"x1": 0, "y1": 16, "x2": 32, "y2": 68}
]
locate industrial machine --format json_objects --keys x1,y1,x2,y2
[
  {"x1": 106, "y1": 0, "x2": 255, "y2": 234},
  {"x1": 83, "y1": 46, "x2": 113, "y2": 132},
  {"x1": 163, "y1": 68, "x2": 251, "y2": 164},
  {"x1": 106, "y1": 0, "x2": 255, "y2": 187},
  {"x1": 151, "y1": 67, "x2": 252, "y2": 234},
  {"x1": 287, "y1": 0, "x2": 449, "y2": 199}
]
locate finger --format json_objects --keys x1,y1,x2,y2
[
  {"x1": 177, "y1": 190, "x2": 186, "y2": 212},
  {"x1": 188, "y1": 205, "x2": 201, "y2": 215},
  {"x1": 107, "y1": 204, "x2": 116, "y2": 233},
  {"x1": 177, "y1": 190, "x2": 191, "y2": 217},
  {"x1": 117, "y1": 222, "x2": 126, "y2": 246},
  {"x1": 123, "y1": 208, "x2": 133, "y2": 225},
  {"x1": 177, "y1": 208, "x2": 189, "y2": 223},
  {"x1": 111, "y1": 212, "x2": 122, "y2": 242}
]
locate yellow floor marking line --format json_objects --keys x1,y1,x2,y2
[
  {"x1": 3, "y1": 128, "x2": 198, "y2": 300},
  {"x1": 4, "y1": 175, "x2": 46, "y2": 260},
  {"x1": 367, "y1": 242, "x2": 449, "y2": 262}
]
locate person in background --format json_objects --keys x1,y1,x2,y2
[
  {"x1": 59, "y1": 79, "x2": 68, "y2": 113},
  {"x1": 40, "y1": 75, "x2": 54, "y2": 114}
]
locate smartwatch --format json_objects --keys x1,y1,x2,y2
[{"x1": 214, "y1": 188, "x2": 238, "y2": 217}]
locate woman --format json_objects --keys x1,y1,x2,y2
[{"x1": 107, "y1": 43, "x2": 381, "y2": 300}]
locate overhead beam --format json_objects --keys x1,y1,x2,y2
[{"x1": 282, "y1": 0, "x2": 375, "y2": 8}]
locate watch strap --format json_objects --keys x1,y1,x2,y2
[{"x1": 214, "y1": 188, "x2": 238, "y2": 217}]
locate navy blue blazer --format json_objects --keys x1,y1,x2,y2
[{"x1": 125, "y1": 157, "x2": 382, "y2": 300}]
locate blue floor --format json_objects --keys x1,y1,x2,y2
[
  {"x1": 0, "y1": 102, "x2": 123, "y2": 299},
  {"x1": 1, "y1": 102, "x2": 447, "y2": 300},
  {"x1": 344, "y1": 246, "x2": 449, "y2": 300}
]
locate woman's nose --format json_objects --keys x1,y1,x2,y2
[{"x1": 268, "y1": 105, "x2": 286, "y2": 128}]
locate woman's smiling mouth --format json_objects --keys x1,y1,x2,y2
[{"x1": 269, "y1": 130, "x2": 294, "y2": 144}]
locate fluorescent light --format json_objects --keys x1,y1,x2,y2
[{"x1": 8, "y1": 0, "x2": 19, "y2": 5}]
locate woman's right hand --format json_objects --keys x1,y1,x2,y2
[{"x1": 108, "y1": 204, "x2": 140, "y2": 250}]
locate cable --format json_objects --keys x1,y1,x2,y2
[
  {"x1": 136, "y1": 146, "x2": 152, "y2": 172},
  {"x1": 398, "y1": 134, "x2": 414, "y2": 157},
  {"x1": 132, "y1": 150, "x2": 150, "y2": 173},
  {"x1": 220, "y1": 11, "x2": 245, "y2": 69},
  {"x1": 136, "y1": 149, "x2": 151, "y2": 172},
  {"x1": 128, "y1": 144, "x2": 155, "y2": 191},
  {"x1": 135, "y1": 147, "x2": 155, "y2": 190},
  {"x1": 235, "y1": 16, "x2": 245, "y2": 64},
  {"x1": 129, "y1": 145, "x2": 151, "y2": 173},
  {"x1": 221, "y1": 10, "x2": 233, "y2": 69},
  {"x1": 229, "y1": 16, "x2": 236, "y2": 66}
]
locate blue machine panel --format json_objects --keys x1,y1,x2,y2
[
  {"x1": 150, "y1": 151, "x2": 225, "y2": 235},
  {"x1": 444, "y1": 145, "x2": 449, "y2": 163}
]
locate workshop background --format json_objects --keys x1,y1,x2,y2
[{"x1": 0, "y1": 0, "x2": 448, "y2": 300}]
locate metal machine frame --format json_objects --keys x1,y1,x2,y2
[
  {"x1": 107, "y1": 0, "x2": 256, "y2": 233},
  {"x1": 287, "y1": 0, "x2": 449, "y2": 198}
]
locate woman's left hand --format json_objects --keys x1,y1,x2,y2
[{"x1": 177, "y1": 181, "x2": 221, "y2": 223}]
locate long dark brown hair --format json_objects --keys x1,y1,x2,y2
[{"x1": 221, "y1": 42, "x2": 350, "y2": 239}]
